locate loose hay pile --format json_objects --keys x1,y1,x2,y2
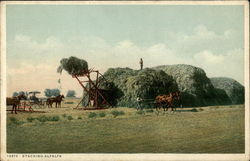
[{"x1": 57, "y1": 56, "x2": 88, "y2": 75}]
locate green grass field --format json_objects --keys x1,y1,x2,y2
[{"x1": 6, "y1": 99, "x2": 245, "y2": 153}]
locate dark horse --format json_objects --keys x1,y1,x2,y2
[
  {"x1": 155, "y1": 91, "x2": 181, "y2": 111},
  {"x1": 46, "y1": 95, "x2": 64, "y2": 108},
  {"x1": 6, "y1": 94, "x2": 27, "y2": 114}
]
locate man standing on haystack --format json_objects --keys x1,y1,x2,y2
[{"x1": 139, "y1": 58, "x2": 143, "y2": 70}]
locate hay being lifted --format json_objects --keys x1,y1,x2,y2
[{"x1": 57, "y1": 56, "x2": 88, "y2": 75}]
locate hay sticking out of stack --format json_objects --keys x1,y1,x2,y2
[{"x1": 57, "y1": 56, "x2": 88, "y2": 75}]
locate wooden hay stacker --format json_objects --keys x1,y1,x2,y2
[{"x1": 73, "y1": 69, "x2": 112, "y2": 110}]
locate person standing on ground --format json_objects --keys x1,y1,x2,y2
[
  {"x1": 139, "y1": 58, "x2": 143, "y2": 70},
  {"x1": 136, "y1": 96, "x2": 143, "y2": 110}
]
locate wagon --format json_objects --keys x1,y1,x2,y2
[{"x1": 28, "y1": 91, "x2": 46, "y2": 108}]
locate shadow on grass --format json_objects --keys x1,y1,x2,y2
[
  {"x1": 175, "y1": 109, "x2": 199, "y2": 112},
  {"x1": 153, "y1": 108, "x2": 199, "y2": 113}
]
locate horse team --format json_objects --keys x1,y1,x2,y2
[
  {"x1": 136, "y1": 91, "x2": 181, "y2": 111},
  {"x1": 6, "y1": 94, "x2": 65, "y2": 114},
  {"x1": 46, "y1": 95, "x2": 64, "y2": 108},
  {"x1": 155, "y1": 91, "x2": 181, "y2": 111}
]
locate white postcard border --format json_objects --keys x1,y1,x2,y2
[{"x1": 1, "y1": 1, "x2": 249, "y2": 161}]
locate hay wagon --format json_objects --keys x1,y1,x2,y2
[{"x1": 6, "y1": 91, "x2": 46, "y2": 113}]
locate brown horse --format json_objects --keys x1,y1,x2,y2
[
  {"x1": 46, "y1": 95, "x2": 64, "y2": 108},
  {"x1": 155, "y1": 92, "x2": 181, "y2": 111},
  {"x1": 155, "y1": 93, "x2": 173, "y2": 111},
  {"x1": 6, "y1": 94, "x2": 27, "y2": 114},
  {"x1": 155, "y1": 94, "x2": 169, "y2": 111}
]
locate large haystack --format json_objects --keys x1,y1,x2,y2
[
  {"x1": 102, "y1": 68, "x2": 178, "y2": 107},
  {"x1": 210, "y1": 77, "x2": 244, "y2": 104},
  {"x1": 153, "y1": 64, "x2": 233, "y2": 107}
]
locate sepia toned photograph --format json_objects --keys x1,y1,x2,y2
[{"x1": 1, "y1": 1, "x2": 249, "y2": 161}]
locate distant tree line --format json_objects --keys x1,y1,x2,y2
[
  {"x1": 66, "y1": 90, "x2": 76, "y2": 97},
  {"x1": 12, "y1": 89, "x2": 76, "y2": 98},
  {"x1": 44, "y1": 89, "x2": 61, "y2": 98},
  {"x1": 12, "y1": 91, "x2": 28, "y2": 97}
]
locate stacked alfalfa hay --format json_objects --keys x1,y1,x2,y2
[
  {"x1": 97, "y1": 79, "x2": 123, "y2": 106},
  {"x1": 210, "y1": 77, "x2": 244, "y2": 104},
  {"x1": 153, "y1": 64, "x2": 232, "y2": 107},
  {"x1": 102, "y1": 68, "x2": 178, "y2": 107},
  {"x1": 102, "y1": 68, "x2": 138, "y2": 92},
  {"x1": 57, "y1": 56, "x2": 88, "y2": 75}
]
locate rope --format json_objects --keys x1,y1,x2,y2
[
  {"x1": 138, "y1": 100, "x2": 157, "y2": 104},
  {"x1": 142, "y1": 99, "x2": 155, "y2": 101}
]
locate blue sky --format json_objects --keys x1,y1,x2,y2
[{"x1": 6, "y1": 4, "x2": 245, "y2": 96}]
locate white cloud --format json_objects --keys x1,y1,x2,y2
[
  {"x1": 7, "y1": 36, "x2": 186, "y2": 96},
  {"x1": 193, "y1": 25, "x2": 217, "y2": 39},
  {"x1": 147, "y1": 43, "x2": 168, "y2": 54},
  {"x1": 8, "y1": 63, "x2": 53, "y2": 75},
  {"x1": 7, "y1": 25, "x2": 244, "y2": 96},
  {"x1": 14, "y1": 34, "x2": 32, "y2": 42},
  {"x1": 193, "y1": 49, "x2": 244, "y2": 84},
  {"x1": 194, "y1": 50, "x2": 224, "y2": 64},
  {"x1": 13, "y1": 34, "x2": 63, "y2": 51},
  {"x1": 7, "y1": 63, "x2": 85, "y2": 97},
  {"x1": 8, "y1": 35, "x2": 64, "y2": 66},
  {"x1": 117, "y1": 40, "x2": 134, "y2": 48},
  {"x1": 166, "y1": 24, "x2": 243, "y2": 56}
]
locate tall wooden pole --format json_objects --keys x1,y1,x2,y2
[{"x1": 95, "y1": 71, "x2": 99, "y2": 108}]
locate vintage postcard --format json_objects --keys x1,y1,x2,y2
[{"x1": 1, "y1": 1, "x2": 249, "y2": 161}]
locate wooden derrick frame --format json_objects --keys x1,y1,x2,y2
[{"x1": 73, "y1": 69, "x2": 112, "y2": 109}]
